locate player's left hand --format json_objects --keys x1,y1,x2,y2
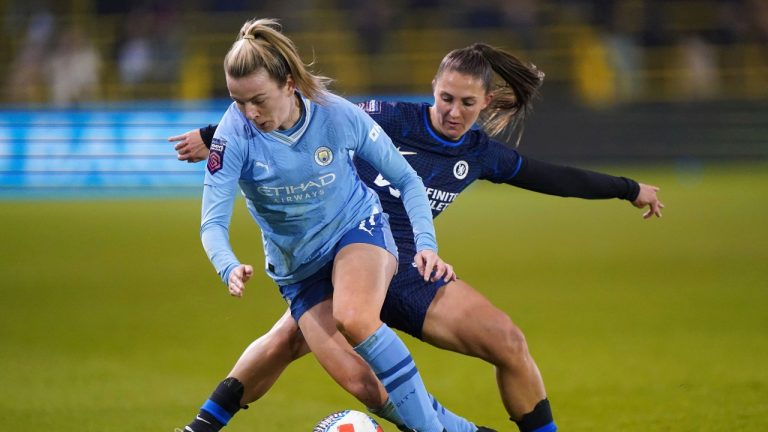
[
  {"x1": 414, "y1": 249, "x2": 457, "y2": 283},
  {"x1": 633, "y1": 183, "x2": 665, "y2": 219},
  {"x1": 168, "y1": 129, "x2": 210, "y2": 163}
]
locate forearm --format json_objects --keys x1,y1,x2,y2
[
  {"x1": 201, "y1": 184, "x2": 240, "y2": 283},
  {"x1": 509, "y1": 157, "x2": 640, "y2": 201},
  {"x1": 201, "y1": 223, "x2": 240, "y2": 284},
  {"x1": 394, "y1": 173, "x2": 437, "y2": 252}
]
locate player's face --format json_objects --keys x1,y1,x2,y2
[
  {"x1": 227, "y1": 69, "x2": 298, "y2": 133},
  {"x1": 429, "y1": 70, "x2": 491, "y2": 140}
]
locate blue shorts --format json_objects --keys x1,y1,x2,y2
[
  {"x1": 278, "y1": 211, "x2": 398, "y2": 321},
  {"x1": 380, "y1": 263, "x2": 448, "y2": 340}
]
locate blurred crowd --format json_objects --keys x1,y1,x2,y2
[{"x1": 2, "y1": 0, "x2": 767, "y2": 106}]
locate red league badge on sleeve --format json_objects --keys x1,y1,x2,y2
[{"x1": 207, "y1": 138, "x2": 227, "y2": 174}]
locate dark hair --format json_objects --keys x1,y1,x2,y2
[
  {"x1": 435, "y1": 43, "x2": 545, "y2": 145},
  {"x1": 224, "y1": 18, "x2": 331, "y2": 102}
]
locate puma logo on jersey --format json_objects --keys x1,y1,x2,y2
[{"x1": 369, "y1": 124, "x2": 382, "y2": 142}]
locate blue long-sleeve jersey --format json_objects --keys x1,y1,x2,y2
[{"x1": 201, "y1": 93, "x2": 436, "y2": 285}]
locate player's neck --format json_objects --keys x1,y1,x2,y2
[{"x1": 279, "y1": 93, "x2": 302, "y2": 130}]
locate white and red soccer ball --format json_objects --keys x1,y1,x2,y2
[{"x1": 313, "y1": 410, "x2": 384, "y2": 432}]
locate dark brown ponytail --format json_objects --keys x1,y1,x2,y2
[{"x1": 435, "y1": 43, "x2": 545, "y2": 145}]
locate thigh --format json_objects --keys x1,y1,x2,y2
[
  {"x1": 229, "y1": 309, "x2": 308, "y2": 378},
  {"x1": 421, "y1": 279, "x2": 517, "y2": 359},
  {"x1": 332, "y1": 242, "x2": 396, "y2": 322},
  {"x1": 331, "y1": 208, "x2": 397, "y2": 319},
  {"x1": 332, "y1": 243, "x2": 397, "y2": 344},
  {"x1": 380, "y1": 264, "x2": 446, "y2": 339}
]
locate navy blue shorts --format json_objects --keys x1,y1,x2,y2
[
  {"x1": 380, "y1": 263, "x2": 448, "y2": 340},
  {"x1": 278, "y1": 211, "x2": 398, "y2": 321}
]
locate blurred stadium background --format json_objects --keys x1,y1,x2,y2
[
  {"x1": 1, "y1": 1, "x2": 766, "y2": 431},
  {"x1": 2, "y1": 0, "x2": 768, "y2": 194}
]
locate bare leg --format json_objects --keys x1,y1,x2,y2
[
  {"x1": 227, "y1": 309, "x2": 310, "y2": 405},
  {"x1": 421, "y1": 280, "x2": 546, "y2": 420},
  {"x1": 331, "y1": 243, "x2": 395, "y2": 343},
  {"x1": 298, "y1": 297, "x2": 389, "y2": 408},
  {"x1": 324, "y1": 243, "x2": 443, "y2": 432}
]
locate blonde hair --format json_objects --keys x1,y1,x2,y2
[
  {"x1": 224, "y1": 18, "x2": 331, "y2": 102},
  {"x1": 436, "y1": 43, "x2": 545, "y2": 145}
]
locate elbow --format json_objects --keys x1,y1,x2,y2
[{"x1": 391, "y1": 169, "x2": 423, "y2": 191}]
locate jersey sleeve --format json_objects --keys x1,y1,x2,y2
[
  {"x1": 479, "y1": 139, "x2": 526, "y2": 183},
  {"x1": 356, "y1": 99, "x2": 385, "y2": 124},
  {"x1": 200, "y1": 124, "x2": 217, "y2": 148},
  {"x1": 348, "y1": 105, "x2": 438, "y2": 252},
  {"x1": 481, "y1": 138, "x2": 639, "y2": 200},
  {"x1": 200, "y1": 107, "x2": 247, "y2": 285},
  {"x1": 510, "y1": 157, "x2": 640, "y2": 200}
]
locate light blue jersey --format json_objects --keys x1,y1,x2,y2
[{"x1": 200, "y1": 92, "x2": 436, "y2": 285}]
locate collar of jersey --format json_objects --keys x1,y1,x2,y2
[
  {"x1": 422, "y1": 104, "x2": 466, "y2": 147},
  {"x1": 266, "y1": 93, "x2": 312, "y2": 146}
]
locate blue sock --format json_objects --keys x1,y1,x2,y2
[
  {"x1": 430, "y1": 395, "x2": 476, "y2": 432},
  {"x1": 354, "y1": 323, "x2": 444, "y2": 432},
  {"x1": 370, "y1": 395, "x2": 476, "y2": 432}
]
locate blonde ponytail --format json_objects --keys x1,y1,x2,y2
[{"x1": 224, "y1": 18, "x2": 332, "y2": 102}]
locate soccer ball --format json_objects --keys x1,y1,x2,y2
[{"x1": 313, "y1": 410, "x2": 384, "y2": 432}]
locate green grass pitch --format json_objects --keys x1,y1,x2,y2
[{"x1": 1, "y1": 163, "x2": 766, "y2": 431}]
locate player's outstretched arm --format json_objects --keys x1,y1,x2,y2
[
  {"x1": 168, "y1": 128, "x2": 210, "y2": 163},
  {"x1": 632, "y1": 183, "x2": 664, "y2": 219}
]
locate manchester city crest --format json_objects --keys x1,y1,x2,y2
[{"x1": 314, "y1": 146, "x2": 333, "y2": 166}]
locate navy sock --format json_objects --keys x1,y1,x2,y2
[
  {"x1": 513, "y1": 399, "x2": 556, "y2": 432},
  {"x1": 186, "y1": 377, "x2": 245, "y2": 432}
]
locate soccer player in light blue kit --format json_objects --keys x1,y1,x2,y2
[
  {"x1": 174, "y1": 42, "x2": 664, "y2": 432},
  {"x1": 198, "y1": 18, "x2": 456, "y2": 432}
]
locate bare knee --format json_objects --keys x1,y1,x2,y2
[
  {"x1": 266, "y1": 328, "x2": 306, "y2": 362},
  {"x1": 483, "y1": 314, "x2": 532, "y2": 368},
  {"x1": 286, "y1": 327, "x2": 309, "y2": 359},
  {"x1": 263, "y1": 316, "x2": 306, "y2": 362},
  {"x1": 333, "y1": 309, "x2": 378, "y2": 345}
]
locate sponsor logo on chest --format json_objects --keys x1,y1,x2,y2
[{"x1": 257, "y1": 173, "x2": 337, "y2": 203}]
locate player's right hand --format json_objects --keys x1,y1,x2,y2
[
  {"x1": 414, "y1": 249, "x2": 457, "y2": 283},
  {"x1": 168, "y1": 129, "x2": 210, "y2": 163},
  {"x1": 633, "y1": 183, "x2": 664, "y2": 219},
  {"x1": 228, "y1": 264, "x2": 254, "y2": 297}
]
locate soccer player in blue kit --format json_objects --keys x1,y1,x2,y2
[
  {"x1": 172, "y1": 43, "x2": 664, "y2": 432},
  {"x1": 194, "y1": 18, "x2": 459, "y2": 432}
]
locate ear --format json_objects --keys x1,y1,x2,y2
[
  {"x1": 482, "y1": 92, "x2": 493, "y2": 110},
  {"x1": 284, "y1": 74, "x2": 296, "y2": 93}
]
